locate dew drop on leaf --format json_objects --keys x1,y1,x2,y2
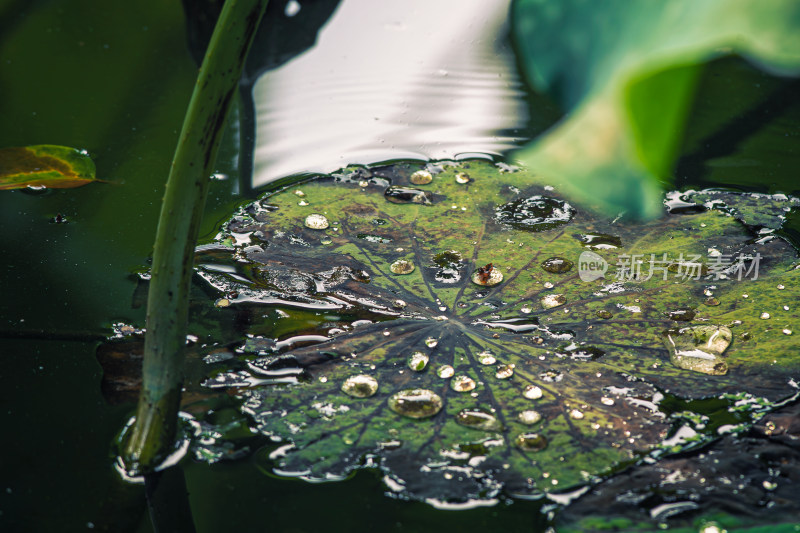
[
  {"x1": 409, "y1": 170, "x2": 433, "y2": 185},
  {"x1": 407, "y1": 351, "x2": 429, "y2": 371},
  {"x1": 388, "y1": 389, "x2": 443, "y2": 419},
  {"x1": 390, "y1": 259, "x2": 415, "y2": 275},
  {"x1": 541, "y1": 294, "x2": 566, "y2": 309},
  {"x1": 455, "y1": 171, "x2": 470, "y2": 184},
  {"x1": 494, "y1": 196, "x2": 575, "y2": 231},
  {"x1": 515, "y1": 433, "x2": 548, "y2": 452},
  {"x1": 523, "y1": 385, "x2": 543, "y2": 400},
  {"x1": 665, "y1": 325, "x2": 732, "y2": 375},
  {"x1": 341, "y1": 374, "x2": 379, "y2": 398},
  {"x1": 577, "y1": 233, "x2": 622, "y2": 249},
  {"x1": 304, "y1": 213, "x2": 329, "y2": 230},
  {"x1": 455, "y1": 407, "x2": 502, "y2": 431},
  {"x1": 477, "y1": 351, "x2": 496, "y2": 365},
  {"x1": 471, "y1": 264, "x2": 503, "y2": 286},
  {"x1": 518, "y1": 410, "x2": 542, "y2": 425},
  {"x1": 451, "y1": 375, "x2": 477, "y2": 392},
  {"x1": 667, "y1": 308, "x2": 696, "y2": 321},
  {"x1": 424, "y1": 337, "x2": 438, "y2": 348},
  {"x1": 596, "y1": 310, "x2": 613, "y2": 319},
  {"x1": 437, "y1": 365, "x2": 454, "y2": 378},
  {"x1": 495, "y1": 364, "x2": 515, "y2": 379},
  {"x1": 384, "y1": 186, "x2": 432, "y2": 205},
  {"x1": 540, "y1": 370, "x2": 563, "y2": 382},
  {"x1": 541, "y1": 257, "x2": 574, "y2": 273}
]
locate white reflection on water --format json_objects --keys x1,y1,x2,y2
[{"x1": 251, "y1": 0, "x2": 530, "y2": 187}]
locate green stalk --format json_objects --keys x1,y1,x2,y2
[{"x1": 123, "y1": 0, "x2": 268, "y2": 473}]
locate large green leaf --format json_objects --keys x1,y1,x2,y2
[
  {"x1": 511, "y1": 0, "x2": 800, "y2": 219},
  {"x1": 185, "y1": 160, "x2": 799, "y2": 504}
]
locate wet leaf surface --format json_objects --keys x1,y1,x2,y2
[
  {"x1": 184, "y1": 160, "x2": 800, "y2": 504},
  {"x1": 0, "y1": 145, "x2": 98, "y2": 190},
  {"x1": 558, "y1": 400, "x2": 800, "y2": 532}
]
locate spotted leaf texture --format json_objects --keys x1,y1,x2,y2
[{"x1": 191, "y1": 160, "x2": 800, "y2": 504}]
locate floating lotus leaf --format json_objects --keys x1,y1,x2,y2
[{"x1": 189, "y1": 160, "x2": 800, "y2": 503}]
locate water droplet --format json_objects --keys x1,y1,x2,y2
[
  {"x1": 388, "y1": 389, "x2": 443, "y2": 418},
  {"x1": 665, "y1": 325, "x2": 732, "y2": 375},
  {"x1": 541, "y1": 294, "x2": 566, "y2": 309},
  {"x1": 783, "y1": 329, "x2": 793, "y2": 335},
  {"x1": 409, "y1": 170, "x2": 433, "y2": 185},
  {"x1": 495, "y1": 196, "x2": 575, "y2": 231},
  {"x1": 455, "y1": 407, "x2": 501, "y2": 431},
  {"x1": 455, "y1": 172, "x2": 470, "y2": 184},
  {"x1": 762, "y1": 480, "x2": 778, "y2": 491},
  {"x1": 437, "y1": 365, "x2": 454, "y2": 378},
  {"x1": 760, "y1": 312, "x2": 770, "y2": 320},
  {"x1": 596, "y1": 310, "x2": 613, "y2": 319},
  {"x1": 601, "y1": 397, "x2": 614, "y2": 406},
  {"x1": 543, "y1": 281, "x2": 554, "y2": 289},
  {"x1": 471, "y1": 263, "x2": 503, "y2": 286},
  {"x1": 294, "y1": 189, "x2": 305, "y2": 197},
  {"x1": 667, "y1": 308, "x2": 696, "y2": 322},
  {"x1": 384, "y1": 186, "x2": 432, "y2": 205},
  {"x1": 664, "y1": 191, "x2": 705, "y2": 214},
  {"x1": 320, "y1": 236, "x2": 332, "y2": 245},
  {"x1": 298, "y1": 199, "x2": 309, "y2": 206},
  {"x1": 341, "y1": 374, "x2": 378, "y2": 398},
  {"x1": 541, "y1": 257, "x2": 574, "y2": 273},
  {"x1": 215, "y1": 298, "x2": 230, "y2": 308},
  {"x1": 523, "y1": 385, "x2": 543, "y2": 399},
  {"x1": 433, "y1": 250, "x2": 463, "y2": 283},
  {"x1": 390, "y1": 259, "x2": 415, "y2": 275},
  {"x1": 566, "y1": 346, "x2": 605, "y2": 361},
  {"x1": 407, "y1": 351, "x2": 429, "y2": 371},
  {"x1": 777, "y1": 284, "x2": 785, "y2": 290},
  {"x1": 304, "y1": 214, "x2": 329, "y2": 230},
  {"x1": 425, "y1": 337, "x2": 438, "y2": 348},
  {"x1": 477, "y1": 351, "x2": 496, "y2": 365},
  {"x1": 539, "y1": 370, "x2": 563, "y2": 382},
  {"x1": 518, "y1": 410, "x2": 542, "y2": 425},
  {"x1": 570, "y1": 409, "x2": 585, "y2": 420},
  {"x1": 704, "y1": 297, "x2": 720, "y2": 306},
  {"x1": 393, "y1": 299, "x2": 407, "y2": 309},
  {"x1": 451, "y1": 375, "x2": 476, "y2": 392},
  {"x1": 576, "y1": 233, "x2": 622, "y2": 249},
  {"x1": 515, "y1": 433, "x2": 548, "y2": 452},
  {"x1": 495, "y1": 364, "x2": 515, "y2": 379},
  {"x1": 520, "y1": 306, "x2": 532, "y2": 314}
]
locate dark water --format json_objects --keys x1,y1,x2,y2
[{"x1": 0, "y1": 1, "x2": 798, "y2": 531}]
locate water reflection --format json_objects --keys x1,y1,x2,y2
[{"x1": 251, "y1": 0, "x2": 531, "y2": 187}]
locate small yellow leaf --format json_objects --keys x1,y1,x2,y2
[{"x1": 0, "y1": 145, "x2": 98, "y2": 190}]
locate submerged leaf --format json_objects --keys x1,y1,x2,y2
[
  {"x1": 0, "y1": 145, "x2": 98, "y2": 190},
  {"x1": 189, "y1": 160, "x2": 800, "y2": 503},
  {"x1": 511, "y1": 0, "x2": 800, "y2": 218}
]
